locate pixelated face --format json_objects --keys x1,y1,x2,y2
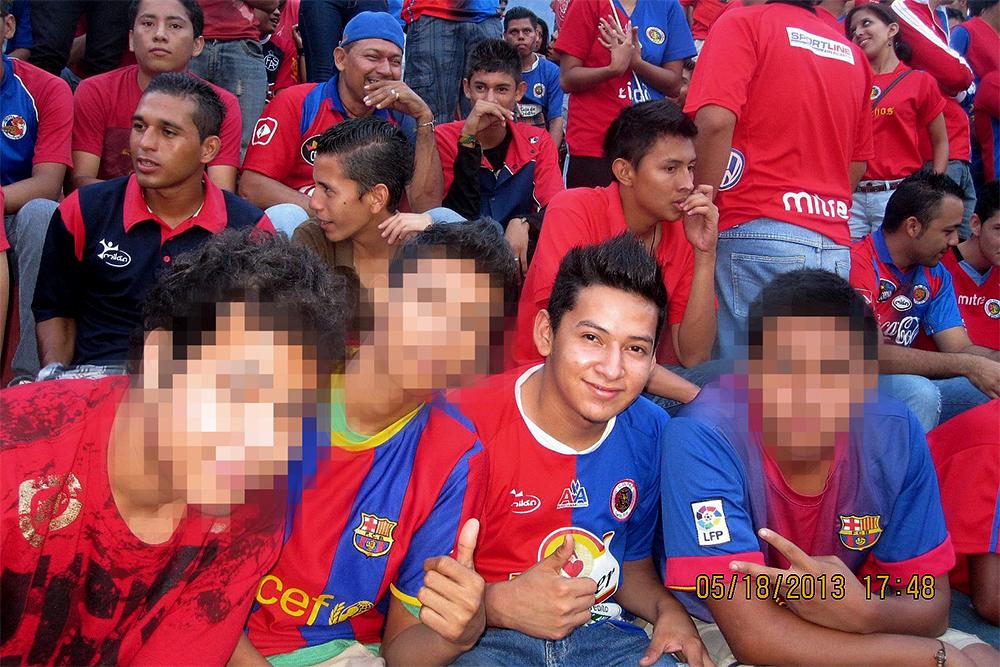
[
  {"x1": 750, "y1": 316, "x2": 876, "y2": 463},
  {"x1": 335, "y1": 39, "x2": 403, "y2": 99},
  {"x1": 913, "y1": 195, "x2": 963, "y2": 266},
  {"x1": 149, "y1": 301, "x2": 317, "y2": 508},
  {"x1": 632, "y1": 135, "x2": 696, "y2": 222},
  {"x1": 378, "y1": 256, "x2": 501, "y2": 394},
  {"x1": 849, "y1": 9, "x2": 897, "y2": 57},
  {"x1": 505, "y1": 18, "x2": 538, "y2": 56},
  {"x1": 131, "y1": 91, "x2": 215, "y2": 189},
  {"x1": 309, "y1": 153, "x2": 375, "y2": 242},
  {"x1": 464, "y1": 70, "x2": 524, "y2": 113},
  {"x1": 974, "y1": 212, "x2": 1000, "y2": 266},
  {"x1": 539, "y1": 285, "x2": 659, "y2": 426},
  {"x1": 129, "y1": 0, "x2": 203, "y2": 75}
]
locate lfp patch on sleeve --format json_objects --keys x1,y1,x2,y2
[{"x1": 691, "y1": 500, "x2": 731, "y2": 546}]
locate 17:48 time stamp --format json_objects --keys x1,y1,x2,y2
[{"x1": 694, "y1": 573, "x2": 937, "y2": 601}]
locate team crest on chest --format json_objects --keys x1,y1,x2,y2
[
  {"x1": 912, "y1": 284, "x2": 929, "y2": 305},
  {"x1": 353, "y1": 512, "x2": 398, "y2": 557},
  {"x1": 878, "y1": 278, "x2": 896, "y2": 302},
  {"x1": 645, "y1": 27, "x2": 665, "y2": 44},
  {"x1": 2, "y1": 114, "x2": 26, "y2": 140},
  {"x1": 533, "y1": 82, "x2": 546, "y2": 98},
  {"x1": 838, "y1": 514, "x2": 882, "y2": 551},
  {"x1": 870, "y1": 85, "x2": 881, "y2": 100},
  {"x1": 610, "y1": 479, "x2": 637, "y2": 521},
  {"x1": 986, "y1": 298, "x2": 1000, "y2": 319}
]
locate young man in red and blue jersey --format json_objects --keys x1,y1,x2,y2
[
  {"x1": 849, "y1": 171, "x2": 998, "y2": 430},
  {"x1": 240, "y1": 11, "x2": 443, "y2": 236},
  {"x1": 453, "y1": 235, "x2": 711, "y2": 667},
  {"x1": 661, "y1": 268, "x2": 996, "y2": 666},
  {"x1": 238, "y1": 221, "x2": 519, "y2": 666}
]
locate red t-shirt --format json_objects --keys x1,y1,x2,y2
[
  {"x1": 681, "y1": 0, "x2": 728, "y2": 41},
  {"x1": 866, "y1": 64, "x2": 946, "y2": 179},
  {"x1": 927, "y1": 400, "x2": 1000, "y2": 595},
  {"x1": 513, "y1": 183, "x2": 695, "y2": 367},
  {"x1": 0, "y1": 378, "x2": 284, "y2": 665},
  {"x1": 73, "y1": 65, "x2": 243, "y2": 177},
  {"x1": 684, "y1": 3, "x2": 873, "y2": 246},
  {"x1": 271, "y1": 0, "x2": 301, "y2": 94},
  {"x1": 913, "y1": 247, "x2": 1000, "y2": 350},
  {"x1": 197, "y1": 0, "x2": 260, "y2": 40}
]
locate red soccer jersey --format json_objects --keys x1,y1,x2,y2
[
  {"x1": 684, "y1": 3, "x2": 873, "y2": 246},
  {"x1": 866, "y1": 64, "x2": 946, "y2": 179},
  {"x1": 197, "y1": 0, "x2": 260, "y2": 40},
  {"x1": 513, "y1": 183, "x2": 695, "y2": 367},
  {"x1": 959, "y1": 16, "x2": 999, "y2": 80},
  {"x1": 914, "y1": 248, "x2": 1000, "y2": 350},
  {"x1": 271, "y1": 0, "x2": 301, "y2": 95},
  {"x1": 927, "y1": 400, "x2": 1000, "y2": 595},
  {"x1": 0, "y1": 378, "x2": 284, "y2": 665},
  {"x1": 73, "y1": 65, "x2": 243, "y2": 178}
]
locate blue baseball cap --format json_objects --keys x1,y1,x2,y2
[{"x1": 340, "y1": 11, "x2": 406, "y2": 52}]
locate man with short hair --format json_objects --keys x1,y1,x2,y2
[
  {"x1": 503, "y1": 7, "x2": 564, "y2": 147},
  {"x1": 33, "y1": 73, "x2": 273, "y2": 378},
  {"x1": 241, "y1": 11, "x2": 443, "y2": 236},
  {"x1": 436, "y1": 38, "x2": 563, "y2": 275},
  {"x1": 1, "y1": 228, "x2": 348, "y2": 663},
  {"x1": 850, "y1": 170, "x2": 998, "y2": 430},
  {"x1": 238, "y1": 221, "x2": 519, "y2": 667},
  {"x1": 71, "y1": 0, "x2": 243, "y2": 192},
  {"x1": 514, "y1": 100, "x2": 719, "y2": 407},
  {"x1": 453, "y1": 234, "x2": 711, "y2": 667},
  {"x1": 661, "y1": 268, "x2": 996, "y2": 667}
]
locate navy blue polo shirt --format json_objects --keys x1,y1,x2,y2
[{"x1": 33, "y1": 175, "x2": 273, "y2": 365}]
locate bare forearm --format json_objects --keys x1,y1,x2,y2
[
  {"x1": 226, "y1": 634, "x2": 270, "y2": 666},
  {"x1": 645, "y1": 364, "x2": 699, "y2": 402},
  {"x1": 548, "y1": 117, "x2": 565, "y2": 148},
  {"x1": 616, "y1": 558, "x2": 678, "y2": 624},
  {"x1": 483, "y1": 582, "x2": 515, "y2": 628},
  {"x1": 561, "y1": 64, "x2": 623, "y2": 93},
  {"x1": 865, "y1": 587, "x2": 949, "y2": 637},
  {"x1": 692, "y1": 108, "x2": 736, "y2": 189},
  {"x1": 407, "y1": 123, "x2": 444, "y2": 212},
  {"x1": 382, "y1": 622, "x2": 467, "y2": 667},
  {"x1": 929, "y1": 116, "x2": 949, "y2": 174},
  {"x1": 239, "y1": 171, "x2": 309, "y2": 211},
  {"x1": 850, "y1": 161, "x2": 867, "y2": 191},
  {"x1": 675, "y1": 251, "x2": 717, "y2": 367},
  {"x1": 632, "y1": 59, "x2": 683, "y2": 98},
  {"x1": 36, "y1": 317, "x2": 76, "y2": 367},
  {"x1": 880, "y1": 344, "x2": 981, "y2": 378},
  {"x1": 3, "y1": 176, "x2": 61, "y2": 212}
]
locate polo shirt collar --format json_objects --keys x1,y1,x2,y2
[
  {"x1": 872, "y1": 227, "x2": 921, "y2": 283},
  {"x1": 321, "y1": 73, "x2": 392, "y2": 122},
  {"x1": 122, "y1": 173, "x2": 227, "y2": 235}
]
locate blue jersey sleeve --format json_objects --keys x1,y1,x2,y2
[
  {"x1": 543, "y1": 61, "x2": 565, "y2": 126},
  {"x1": 660, "y1": 417, "x2": 764, "y2": 590},
  {"x1": 663, "y1": 0, "x2": 698, "y2": 63},
  {"x1": 923, "y1": 269, "x2": 965, "y2": 336},
  {"x1": 949, "y1": 24, "x2": 970, "y2": 56},
  {"x1": 623, "y1": 411, "x2": 668, "y2": 562},
  {"x1": 870, "y1": 411, "x2": 955, "y2": 579}
]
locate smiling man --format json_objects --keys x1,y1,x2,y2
[
  {"x1": 32, "y1": 73, "x2": 273, "y2": 379},
  {"x1": 240, "y1": 11, "x2": 443, "y2": 236}
]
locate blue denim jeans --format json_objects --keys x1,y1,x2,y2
[
  {"x1": 452, "y1": 622, "x2": 679, "y2": 667},
  {"x1": 940, "y1": 159, "x2": 977, "y2": 239},
  {"x1": 950, "y1": 589, "x2": 1000, "y2": 650},
  {"x1": 404, "y1": 15, "x2": 502, "y2": 124},
  {"x1": 849, "y1": 188, "x2": 893, "y2": 241},
  {"x1": 299, "y1": 0, "x2": 390, "y2": 83},
  {"x1": 715, "y1": 218, "x2": 851, "y2": 359},
  {"x1": 878, "y1": 373, "x2": 990, "y2": 432},
  {"x1": 188, "y1": 39, "x2": 268, "y2": 158}
]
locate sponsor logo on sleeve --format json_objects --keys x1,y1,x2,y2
[
  {"x1": 692, "y1": 500, "x2": 731, "y2": 546},
  {"x1": 786, "y1": 27, "x2": 856, "y2": 64},
  {"x1": 252, "y1": 117, "x2": 279, "y2": 146}
]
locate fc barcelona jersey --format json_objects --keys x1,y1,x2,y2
[
  {"x1": 455, "y1": 366, "x2": 666, "y2": 624},
  {"x1": 245, "y1": 390, "x2": 486, "y2": 657}
]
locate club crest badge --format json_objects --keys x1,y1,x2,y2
[
  {"x1": 353, "y1": 512, "x2": 397, "y2": 557},
  {"x1": 646, "y1": 27, "x2": 665, "y2": 44},
  {"x1": 838, "y1": 514, "x2": 882, "y2": 551},
  {"x1": 610, "y1": 479, "x2": 637, "y2": 521},
  {"x1": 2, "y1": 114, "x2": 26, "y2": 140},
  {"x1": 533, "y1": 82, "x2": 546, "y2": 98},
  {"x1": 986, "y1": 299, "x2": 1000, "y2": 319}
]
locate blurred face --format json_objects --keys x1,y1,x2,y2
[
  {"x1": 130, "y1": 0, "x2": 203, "y2": 76},
  {"x1": 973, "y1": 212, "x2": 1000, "y2": 266},
  {"x1": 309, "y1": 153, "x2": 377, "y2": 243},
  {"x1": 537, "y1": 285, "x2": 659, "y2": 427},
  {"x1": 463, "y1": 69, "x2": 524, "y2": 113},
  {"x1": 849, "y1": 9, "x2": 899, "y2": 59},
  {"x1": 626, "y1": 134, "x2": 696, "y2": 222},
  {"x1": 910, "y1": 195, "x2": 963, "y2": 266},
  {"x1": 131, "y1": 91, "x2": 216, "y2": 189},
  {"x1": 149, "y1": 301, "x2": 318, "y2": 508},
  {"x1": 750, "y1": 316, "x2": 876, "y2": 464},
  {"x1": 335, "y1": 39, "x2": 403, "y2": 99},
  {"x1": 379, "y1": 257, "x2": 502, "y2": 395},
  {"x1": 505, "y1": 18, "x2": 538, "y2": 57}
]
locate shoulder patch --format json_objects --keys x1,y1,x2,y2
[{"x1": 692, "y1": 499, "x2": 731, "y2": 546}]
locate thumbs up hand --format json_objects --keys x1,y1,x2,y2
[{"x1": 417, "y1": 519, "x2": 487, "y2": 651}]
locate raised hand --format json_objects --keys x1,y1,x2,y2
[{"x1": 418, "y1": 518, "x2": 487, "y2": 650}]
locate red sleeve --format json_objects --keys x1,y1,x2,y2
[
  {"x1": 915, "y1": 70, "x2": 948, "y2": 126},
  {"x1": 434, "y1": 124, "x2": 459, "y2": 196},
  {"x1": 531, "y1": 132, "x2": 564, "y2": 210},
  {"x1": 975, "y1": 70, "x2": 1000, "y2": 118},
  {"x1": 241, "y1": 86, "x2": 305, "y2": 181},
  {"x1": 552, "y1": 0, "x2": 599, "y2": 61},
  {"x1": 849, "y1": 239, "x2": 878, "y2": 307},
  {"x1": 72, "y1": 76, "x2": 109, "y2": 155},
  {"x1": 255, "y1": 214, "x2": 276, "y2": 234},
  {"x1": 682, "y1": 10, "x2": 757, "y2": 119},
  {"x1": 852, "y1": 56, "x2": 876, "y2": 162},
  {"x1": 31, "y1": 72, "x2": 74, "y2": 167},
  {"x1": 891, "y1": 0, "x2": 973, "y2": 96},
  {"x1": 212, "y1": 85, "x2": 243, "y2": 169}
]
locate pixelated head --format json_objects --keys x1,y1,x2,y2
[
  {"x1": 605, "y1": 100, "x2": 698, "y2": 223},
  {"x1": 971, "y1": 181, "x2": 1000, "y2": 266},
  {"x1": 134, "y1": 229, "x2": 349, "y2": 508},
  {"x1": 372, "y1": 219, "x2": 517, "y2": 394},
  {"x1": 310, "y1": 116, "x2": 414, "y2": 242},
  {"x1": 463, "y1": 39, "x2": 526, "y2": 112},
  {"x1": 334, "y1": 11, "x2": 404, "y2": 96},
  {"x1": 535, "y1": 234, "x2": 667, "y2": 425},
  {"x1": 882, "y1": 170, "x2": 965, "y2": 266},
  {"x1": 504, "y1": 6, "x2": 541, "y2": 57},
  {"x1": 131, "y1": 72, "x2": 224, "y2": 190},
  {"x1": 128, "y1": 0, "x2": 206, "y2": 75},
  {"x1": 747, "y1": 270, "x2": 879, "y2": 462}
]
